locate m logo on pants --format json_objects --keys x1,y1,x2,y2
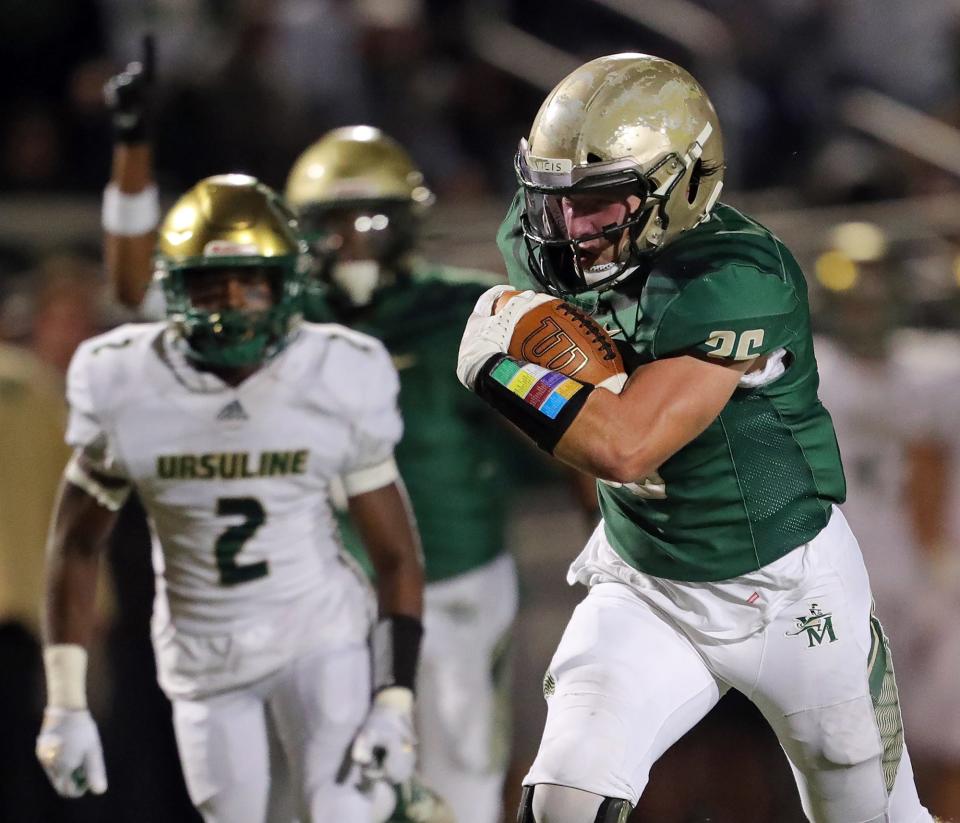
[{"x1": 786, "y1": 603, "x2": 837, "y2": 648}]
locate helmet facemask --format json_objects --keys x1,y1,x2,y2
[
  {"x1": 516, "y1": 140, "x2": 695, "y2": 296},
  {"x1": 299, "y1": 200, "x2": 417, "y2": 313},
  {"x1": 160, "y1": 258, "x2": 304, "y2": 368},
  {"x1": 515, "y1": 54, "x2": 726, "y2": 298},
  {"x1": 284, "y1": 126, "x2": 433, "y2": 318}
]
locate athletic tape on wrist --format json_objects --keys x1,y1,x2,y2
[
  {"x1": 371, "y1": 615, "x2": 423, "y2": 693},
  {"x1": 475, "y1": 355, "x2": 593, "y2": 454},
  {"x1": 43, "y1": 644, "x2": 88, "y2": 710},
  {"x1": 101, "y1": 183, "x2": 160, "y2": 236}
]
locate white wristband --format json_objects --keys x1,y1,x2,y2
[
  {"x1": 101, "y1": 182, "x2": 160, "y2": 236},
  {"x1": 43, "y1": 644, "x2": 88, "y2": 710}
]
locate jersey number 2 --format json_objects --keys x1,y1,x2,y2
[{"x1": 215, "y1": 497, "x2": 269, "y2": 586}]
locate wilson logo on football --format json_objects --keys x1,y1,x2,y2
[
  {"x1": 499, "y1": 292, "x2": 628, "y2": 393},
  {"x1": 519, "y1": 317, "x2": 589, "y2": 377}
]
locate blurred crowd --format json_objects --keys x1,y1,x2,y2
[
  {"x1": 2, "y1": 1, "x2": 960, "y2": 821},
  {"x1": 2, "y1": 0, "x2": 960, "y2": 197}
]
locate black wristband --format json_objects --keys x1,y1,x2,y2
[
  {"x1": 475, "y1": 354, "x2": 593, "y2": 454},
  {"x1": 372, "y1": 614, "x2": 423, "y2": 693}
]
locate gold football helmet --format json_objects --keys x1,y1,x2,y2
[
  {"x1": 284, "y1": 126, "x2": 434, "y2": 313},
  {"x1": 516, "y1": 52, "x2": 725, "y2": 296},
  {"x1": 285, "y1": 125, "x2": 433, "y2": 211},
  {"x1": 156, "y1": 174, "x2": 308, "y2": 367}
]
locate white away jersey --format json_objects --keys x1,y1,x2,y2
[{"x1": 66, "y1": 321, "x2": 401, "y2": 696}]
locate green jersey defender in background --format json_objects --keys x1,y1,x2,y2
[
  {"x1": 498, "y1": 195, "x2": 846, "y2": 581},
  {"x1": 327, "y1": 262, "x2": 512, "y2": 583},
  {"x1": 286, "y1": 128, "x2": 516, "y2": 584},
  {"x1": 285, "y1": 127, "x2": 520, "y2": 823},
  {"x1": 455, "y1": 52, "x2": 934, "y2": 823}
]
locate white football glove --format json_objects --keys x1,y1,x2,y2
[
  {"x1": 36, "y1": 707, "x2": 107, "y2": 797},
  {"x1": 351, "y1": 686, "x2": 417, "y2": 784},
  {"x1": 456, "y1": 285, "x2": 555, "y2": 390}
]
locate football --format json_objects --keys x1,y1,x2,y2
[{"x1": 495, "y1": 290, "x2": 628, "y2": 393}]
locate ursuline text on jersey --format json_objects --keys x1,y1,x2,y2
[{"x1": 156, "y1": 449, "x2": 309, "y2": 480}]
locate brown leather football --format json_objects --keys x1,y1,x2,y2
[{"x1": 496, "y1": 290, "x2": 628, "y2": 392}]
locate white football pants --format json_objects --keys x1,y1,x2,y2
[
  {"x1": 172, "y1": 642, "x2": 372, "y2": 823},
  {"x1": 525, "y1": 509, "x2": 933, "y2": 822},
  {"x1": 418, "y1": 552, "x2": 518, "y2": 823}
]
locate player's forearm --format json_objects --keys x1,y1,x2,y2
[
  {"x1": 374, "y1": 552, "x2": 424, "y2": 619},
  {"x1": 555, "y1": 354, "x2": 749, "y2": 482},
  {"x1": 42, "y1": 481, "x2": 118, "y2": 647},
  {"x1": 104, "y1": 143, "x2": 158, "y2": 307},
  {"x1": 347, "y1": 481, "x2": 424, "y2": 618},
  {"x1": 370, "y1": 559, "x2": 424, "y2": 694},
  {"x1": 348, "y1": 481, "x2": 425, "y2": 693},
  {"x1": 104, "y1": 233, "x2": 156, "y2": 307},
  {"x1": 111, "y1": 142, "x2": 153, "y2": 192},
  {"x1": 44, "y1": 547, "x2": 102, "y2": 648},
  {"x1": 553, "y1": 389, "x2": 661, "y2": 482}
]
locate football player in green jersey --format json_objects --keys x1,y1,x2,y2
[
  {"x1": 457, "y1": 53, "x2": 935, "y2": 823},
  {"x1": 285, "y1": 127, "x2": 519, "y2": 823}
]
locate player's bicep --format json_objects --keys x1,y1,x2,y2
[
  {"x1": 557, "y1": 354, "x2": 749, "y2": 481},
  {"x1": 621, "y1": 352, "x2": 750, "y2": 444}
]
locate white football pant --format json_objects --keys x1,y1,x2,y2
[
  {"x1": 526, "y1": 509, "x2": 933, "y2": 822},
  {"x1": 418, "y1": 552, "x2": 518, "y2": 823},
  {"x1": 173, "y1": 642, "x2": 372, "y2": 823}
]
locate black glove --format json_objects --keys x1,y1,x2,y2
[{"x1": 103, "y1": 36, "x2": 154, "y2": 144}]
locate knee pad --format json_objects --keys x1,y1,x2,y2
[
  {"x1": 518, "y1": 784, "x2": 632, "y2": 823},
  {"x1": 790, "y1": 697, "x2": 884, "y2": 769}
]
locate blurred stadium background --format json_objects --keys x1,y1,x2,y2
[{"x1": 2, "y1": 0, "x2": 959, "y2": 821}]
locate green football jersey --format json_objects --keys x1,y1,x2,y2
[
  {"x1": 330, "y1": 263, "x2": 513, "y2": 582},
  {"x1": 498, "y1": 194, "x2": 846, "y2": 581}
]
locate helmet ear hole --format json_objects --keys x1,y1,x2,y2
[{"x1": 687, "y1": 159, "x2": 703, "y2": 204}]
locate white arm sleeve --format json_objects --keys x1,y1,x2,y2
[
  {"x1": 342, "y1": 343, "x2": 403, "y2": 496},
  {"x1": 64, "y1": 346, "x2": 131, "y2": 489}
]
